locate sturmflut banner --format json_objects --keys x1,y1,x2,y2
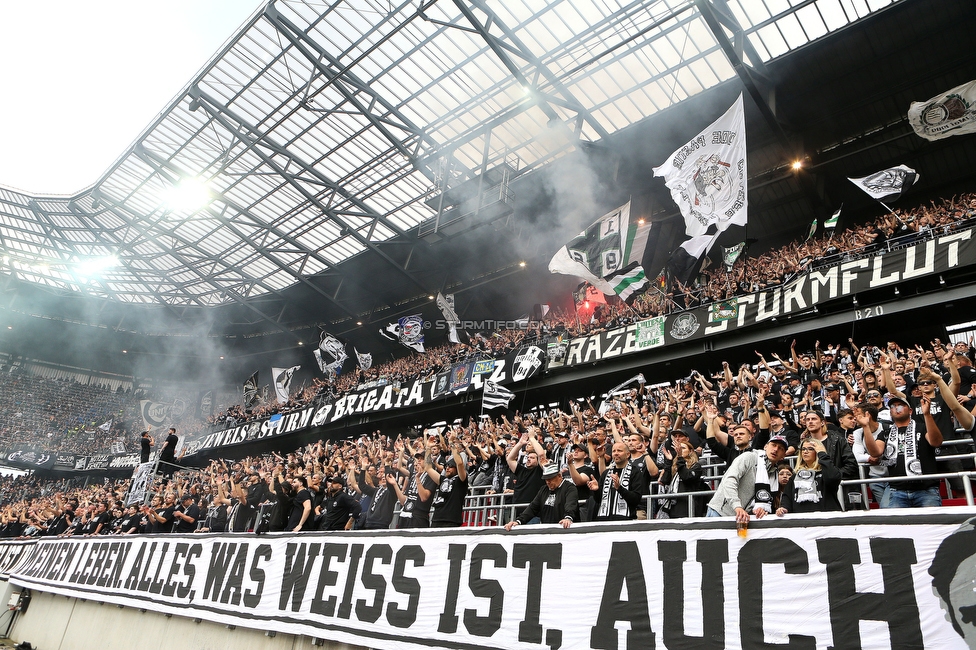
[
  {"x1": 6, "y1": 511, "x2": 976, "y2": 649},
  {"x1": 550, "y1": 227, "x2": 976, "y2": 369}
]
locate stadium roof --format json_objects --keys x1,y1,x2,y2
[{"x1": 0, "y1": 0, "x2": 904, "y2": 314}]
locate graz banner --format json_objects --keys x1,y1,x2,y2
[
  {"x1": 7, "y1": 510, "x2": 976, "y2": 649},
  {"x1": 188, "y1": 345, "x2": 547, "y2": 456},
  {"x1": 550, "y1": 227, "x2": 976, "y2": 369}
]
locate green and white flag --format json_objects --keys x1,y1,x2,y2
[
  {"x1": 604, "y1": 263, "x2": 648, "y2": 304},
  {"x1": 548, "y1": 200, "x2": 650, "y2": 295},
  {"x1": 824, "y1": 205, "x2": 842, "y2": 229},
  {"x1": 722, "y1": 242, "x2": 745, "y2": 269},
  {"x1": 806, "y1": 217, "x2": 818, "y2": 241}
]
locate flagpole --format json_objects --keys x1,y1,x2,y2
[
  {"x1": 571, "y1": 289, "x2": 582, "y2": 333},
  {"x1": 878, "y1": 200, "x2": 907, "y2": 226}
]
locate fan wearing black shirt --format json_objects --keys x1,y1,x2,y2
[
  {"x1": 140, "y1": 429, "x2": 154, "y2": 464},
  {"x1": 506, "y1": 429, "x2": 547, "y2": 507},
  {"x1": 118, "y1": 504, "x2": 142, "y2": 535},
  {"x1": 316, "y1": 475, "x2": 361, "y2": 531},
  {"x1": 287, "y1": 477, "x2": 313, "y2": 532},
  {"x1": 159, "y1": 428, "x2": 179, "y2": 477},
  {"x1": 351, "y1": 465, "x2": 398, "y2": 530},
  {"x1": 428, "y1": 442, "x2": 469, "y2": 528},
  {"x1": 173, "y1": 495, "x2": 200, "y2": 534}
]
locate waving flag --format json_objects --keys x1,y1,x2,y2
[
  {"x1": 483, "y1": 381, "x2": 515, "y2": 410},
  {"x1": 355, "y1": 348, "x2": 372, "y2": 370},
  {"x1": 380, "y1": 315, "x2": 425, "y2": 353},
  {"x1": 272, "y1": 365, "x2": 300, "y2": 404},
  {"x1": 436, "y1": 292, "x2": 460, "y2": 344},
  {"x1": 548, "y1": 200, "x2": 651, "y2": 296},
  {"x1": 824, "y1": 205, "x2": 842, "y2": 229},
  {"x1": 243, "y1": 371, "x2": 259, "y2": 407},
  {"x1": 849, "y1": 165, "x2": 919, "y2": 202},
  {"x1": 654, "y1": 94, "x2": 748, "y2": 238},
  {"x1": 908, "y1": 79, "x2": 976, "y2": 141},
  {"x1": 313, "y1": 331, "x2": 347, "y2": 376}
]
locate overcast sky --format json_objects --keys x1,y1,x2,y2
[{"x1": 0, "y1": 1, "x2": 262, "y2": 195}]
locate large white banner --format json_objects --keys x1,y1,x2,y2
[
  {"x1": 654, "y1": 94, "x2": 748, "y2": 238},
  {"x1": 7, "y1": 509, "x2": 976, "y2": 649}
]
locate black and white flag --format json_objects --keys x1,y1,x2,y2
[
  {"x1": 548, "y1": 200, "x2": 651, "y2": 296},
  {"x1": 849, "y1": 165, "x2": 919, "y2": 203},
  {"x1": 243, "y1": 371, "x2": 259, "y2": 407},
  {"x1": 354, "y1": 348, "x2": 372, "y2": 371},
  {"x1": 313, "y1": 331, "x2": 347, "y2": 377},
  {"x1": 908, "y1": 79, "x2": 976, "y2": 141},
  {"x1": 436, "y1": 292, "x2": 460, "y2": 344},
  {"x1": 483, "y1": 381, "x2": 515, "y2": 410},
  {"x1": 667, "y1": 232, "x2": 719, "y2": 286},
  {"x1": 654, "y1": 94, "x2": 748, "y2": 238},
  {"x1": 272, "y1": 365, "x2": 300, "y2": 404}
]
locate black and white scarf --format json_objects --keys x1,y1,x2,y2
[
  {"x1": 750, "y1": 450, "x2": 777, "y2": 513},
  {"x1": 597, "y1": 461, "x2": 633, "y2": 519},
  {"x1": 658, "y1": 466, "x2": 683, "y2": 512},
  {"x1": 793, "y1": 469, "x2": 821, "y2": 503},
  {"x1": 881, "y1": 421, "x2": 922, "y2": 476}
]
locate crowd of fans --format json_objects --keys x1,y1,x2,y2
[
  {"x1": 2, "y1": 328, "x2": 975, "y2": 537},
  {"x1": 660, "y1": 193, "x2": 976, "y2": 312},
  {"x1": 209, "y1": 330, "x2": 526, "y2": 427},
  {"x1": 0, "y1": 372, "x2": 130, "y2": 455},
  {"x1": 3, "y1": 193, "x2": 970, "y2": 452},
  {"x1": 0, "y1": 194, "x2": 975, "y2": 533},
  {"x1": 206, "y1": 193, "x2": 976, "y2": 428}
]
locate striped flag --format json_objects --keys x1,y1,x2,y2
[
  {"x1": 483, "y1": 381, "x2": 515, "y2": 410},
  {"x1": 604, "y1": 262, "x2": 648, "y2": 303},
  {"x1": 824, "y1": 205, "x2": 842, "y2": 229},
  {"x1": 805, "y1": 217, "x2": 818, "y2": 241}
]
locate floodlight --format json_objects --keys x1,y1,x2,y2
[
  {"x1": 163, "y1": 177, "x2": 212, "y2": 212},
  {"x1": 76, "y1": 255, "x2": 120, "y2": 277}
]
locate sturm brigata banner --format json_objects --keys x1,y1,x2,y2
[{"x1": 5, "y1": 510, "x2": 976, "y2": 649}]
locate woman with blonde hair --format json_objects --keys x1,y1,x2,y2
[
  {"x1": 777, "y1": 438, "x2": 842, "y2": 514},
  {"x1": 657, "y1": 440, "x2": 705, "y2": 518}
]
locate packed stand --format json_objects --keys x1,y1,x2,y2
[{"x1": 3, "y1": 329, "x2": 975, "y2": 538}]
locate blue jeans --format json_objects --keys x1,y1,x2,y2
[
  {"x1": 869, "y1": 481, "x2": 888, "y2": 507},
  {"x1": 706, "y1": 507, "x2": 724, "y2": 517},
  {"x1": 881, "y1": 485, "x2": 941, "y2": 508}
]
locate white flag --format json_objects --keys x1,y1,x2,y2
[
  {"x1": 436, "y1": 292, "x2": 460, "y2": 344},
  {"x1": 140, "y1": 400, "x2": 171, "y2": 430},
  {"x1": 98, "y1": 419, "x2": 112, "y2": 432},
  {"x1": 272, "y1": 365, "x2": 300, "y2": 404},
  {"x1": 354, "y1": 348, "x2": 372, "y2": 370},
  {"x1": 483, "y1": 381, "x2": 515, "y2": 410},
  {"x1": 908, "y1": 79, "x2": 976, "y2": 141},
  {"x1": 849, "y1": 165, "x2": 919, "y2": 202},
  {"x1": 654, "y1": 94, "x2": 748, "y2": 238}
]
